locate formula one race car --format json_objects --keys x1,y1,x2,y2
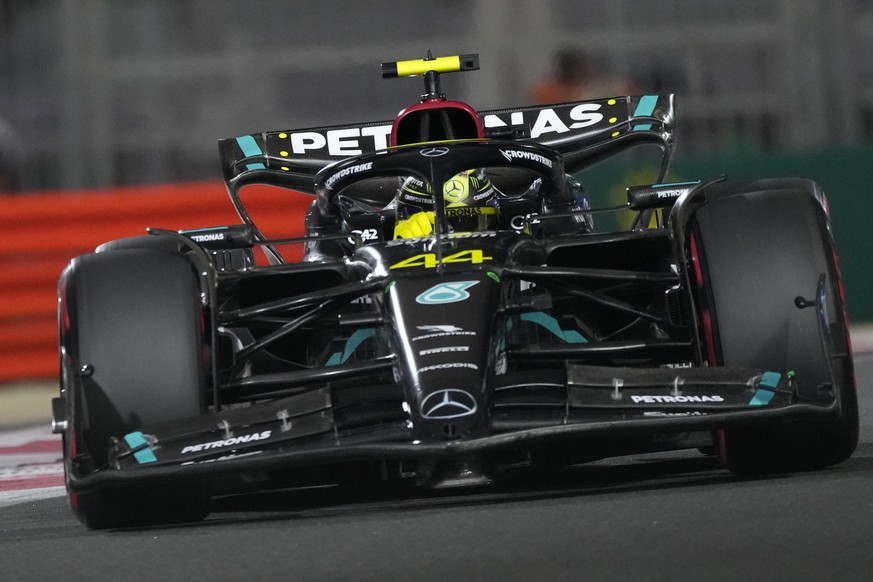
[{"x1": 54, "y1": 53, "x2": 857, "y2": 528}]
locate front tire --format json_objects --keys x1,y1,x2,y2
[
  {"x1": 60, "y1": 248, "x2": 210, "y2": 528},
  {"x1": 691, "y1": 179, "x2": 858, "y2": 475}
]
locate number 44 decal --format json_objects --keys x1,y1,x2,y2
[{"x1": 390, "y1": 250, "x2": 492, "y2": 270}]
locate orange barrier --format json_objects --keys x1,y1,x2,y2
[{"x1": 0, "y1": 181, "x2": 313, "y2": 382}]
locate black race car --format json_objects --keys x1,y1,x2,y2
[{"x1": 54, "y1": 54, "x2": 857, "y2": 528}]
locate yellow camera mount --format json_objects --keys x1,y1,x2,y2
[{"x1": 381, "y1": 51, "x2": 479, "y2": 101}]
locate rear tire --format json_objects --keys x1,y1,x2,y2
[
  {"x1": 61, "y1": 248, "x2": 210, "y2": 528},
  {"x1": 691, "y1": 179, "x2": 858, "y2": 475}
]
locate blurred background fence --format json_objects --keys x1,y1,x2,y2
[
  {"x1": 0, "y1": 0, "x2": 872, "y2": 380},
  {"x1": 4, "y1": 0, "x2": 873, "y2": 190}
]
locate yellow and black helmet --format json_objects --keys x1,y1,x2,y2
[{"x1": 397, "y1": 169, "x2": 498, "y2": 233}]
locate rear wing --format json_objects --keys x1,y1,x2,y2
[{"x1": 218, "y1": 94, "x2": 675, "y2": 195}]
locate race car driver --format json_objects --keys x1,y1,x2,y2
[
  {"x1": 393, "y1": 169, "x2": 498, "y2": 239},
  {"x1": 302, "y1": 168, "x2": 592, "y2": 260},
  {"x1": 393, "y1": 169, "x2": 591, "y2": 239}
]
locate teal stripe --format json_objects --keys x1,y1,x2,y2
[
  {"x1": 760, "y1": 371, "x2": 782, "y2": 388},
  {"x1": 123, "y1": 431, "x2": 158, "y2": 464},
  {"x1": 653, "y1": 180, "x2": 701, "y2": 188},
  {"x1": 183, "y1": 226, "x2": 230, "y2": 233},
  {"x1": 749, "y1": 371, "x2": 781, "y2": 406},
  {"x1": 235, "y1": 135, "x2": 267, "y2": 171},
  {"x1": 326, "y1": 328, "x2": 376, "y2": 366},
  {"x1": 749, "y1": 390, "x2": 775, "y2": 406},
  {"x1": 632, "y1": 95, "x2": 658, "y2": 131},
  {"x1": 520, "y1": 312, "x2": 587, "y2": 343}
]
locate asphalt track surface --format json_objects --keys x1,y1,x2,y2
[{"x1": 2, "y1": 358, "x2": 873, "y2": 581}]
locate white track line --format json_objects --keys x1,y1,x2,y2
[
  {"x1": 0, "y1": 486, "x2": 67, "y2": 508},
  {"x1": 0, "y1": 425, "x2": 65, "y2": 506}
]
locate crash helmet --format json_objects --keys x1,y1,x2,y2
[{"x1": 397, "y1": 169, "x2": 498, "y2": 232}]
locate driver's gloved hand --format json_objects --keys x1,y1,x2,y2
[{"x1": 393, "y1": 211, "x2": 435, "y2": 239}]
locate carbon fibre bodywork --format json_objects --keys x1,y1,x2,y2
[
  {"x1": 56, "y1": 63, "x2": 854, "y2": 516},
  {"x1": 60, "y1": 171, "x2": 846, "y2": 494}
]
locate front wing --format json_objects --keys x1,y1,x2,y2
[{"x1": 67, "y1": 364, "x2": 840, "y2": 493}]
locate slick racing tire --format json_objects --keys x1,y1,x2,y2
[
  {"x1": 690, "y1": 179, "x2": 858, "y2": 476},
  {"x1": 95, "y1": 234, "x2": 186, "y2": 254},
  {"x1": 60, "y1": 249, "x2": 210, "y2": 528}
]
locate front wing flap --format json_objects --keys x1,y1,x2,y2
[{"x1": 565, "y1": 365, "x2": 791, "y2": 410}]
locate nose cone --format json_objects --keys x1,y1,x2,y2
[{"x1": 387, "y1": 273, "x2": 500, "y2": 439}]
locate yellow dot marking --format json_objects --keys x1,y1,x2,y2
[
  {"x1": 612, "y1": 131, "x2": 620, "y2": 138},
  {"x1": 278, "y1": 133, "x2": 287, "y2": 139},
  {"x1": 609, "y1": 117, "x2": 617, "y2": 124},
  {"x1": 608, "y1": 99, "x2": 616, "y2": 105},
  {"x1": 279, "y1": 150, "x2": 289, "y2": 157},
  {"x1": 281, "y1": 166, "x2": 290, "y2": 171}
]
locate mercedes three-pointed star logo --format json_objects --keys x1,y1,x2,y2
[
  {"x1": 445, "y1": 179, "x2": 464, "y2": 196},
  {"x1": 420, "y1": 389, "x2": 478, "y2": 420},
  {"x1": 420, "y1": 146, "x2": 449, "y2": 157}
]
